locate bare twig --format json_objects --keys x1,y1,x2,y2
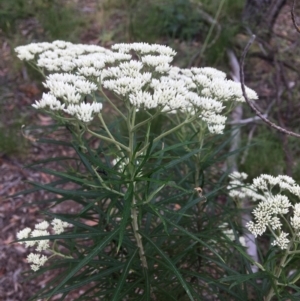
[
  {"x1": 292, "y1": 0, "x2": 300, "y2": 33},
  {"x1": 228, "y1": 115, "x2": 266, "y2": 125},
  {"x1": 240, "y1": 35, "x2": 300, "y2": 139}
]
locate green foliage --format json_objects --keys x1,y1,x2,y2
[
  {"x1": 130, "y1": 0, "x2": 204, "y2": 42},
  {"x1": 241, "y1": 127, "x2": 286, "y2": 178},
  {"x1": 107, "y1": 0, "x2": 245, "y2": 66},
  {"x1": 20, "y1": 126, "x2": 255, "y2": 300},
  {"x1": 0, "y1": 0, "x2": 31, "y2": 34},
  {"x1": 0, "y1": 124, "x2": 28, "y2": 156},
  {"x1": 0, "y1": 0, "x2": 85, "y2": 41},
  {"x1": 35, "y1": 0, "x2": 86, "y2": 41},
  {"x1": 0, "y1": 92, "x2": 28, "y2": 155}
]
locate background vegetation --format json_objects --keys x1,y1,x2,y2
[{"x1": 2, "y1": 0, "x2": 300, "y2": 300}]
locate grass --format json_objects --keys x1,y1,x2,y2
[
  {"x1": 240, "y1": 127, "x2": 286, "y2": 178},
  {"x1": 0, "y1": 0, "x2": 86, "y2": 41}
]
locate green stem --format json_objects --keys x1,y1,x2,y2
[
  {"x1": 194, "y1": 126, "x2": 204, "y2": 188},
  {"x1": 97, "y1": 113, "x2": 125, "y2": 155},
  {"x1": 131, "y1": 109, "x2": 162, "y2": 132},
  {"x1": 28, "y1": 61, "x2": 46, "y2": 78},
  {"x1": 137, "y1": 113, "x2": 197, "y2": 157},
  {"x1": 287, "y1": 250, "x2": 300, "y2": 254},
  {"x1": 92, "y1": 166, "x2": 125, "y2": 197},
  {"x1": 99, "y1": 88, "x2": 127, "y2": 121},
  {"x1": 153, "y1": 114, "x2": 196, "y2": 143},
  {"x1": 49, "y1": 249, "x2": 73, "y2": 260},
  {"x1": 264, "y1": 237, "x2": 295, "y2": 301},
  {"x1": 127, "y1": 106, "x2": 148, "y2": 269},
  {"x1": 281, "y1": 214, "x2": 294, "y2": 235},
  {"x1": 87, "y1": 128, "x2": 130, "y2": 152},
  {"x1": 199, "y1": 0, "x2": 225, "y2": 58}
]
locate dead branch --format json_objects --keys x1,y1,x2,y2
[
  {"x1": 292, "y1": 0, "x2": 300, "y2": 33},
  {"x1": 239, "y1": 35, "x2": 300, "y2": 139}
]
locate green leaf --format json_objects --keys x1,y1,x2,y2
[
  {"x1": 111, "y1": 248, "x2": 138, "y2": 301},
  {"x1": 147, "y1": 203, "x2": 169, "y2": 234},
  {"x1": 152, "y1": 140, "x2": 198, "y2": 156},
  {"x1": 48, "y1": 228, "x2": 119, "y2": 298},
  {"x1": 141, "y1": 232, "x2": 195, "y2": 301},
  {"x1": 143, "y1": 263, "x2": 151, "y2": 301},
  {"x1": 233, "y1": 244, "x2": 265, "y2": 271},
  {"x1": 218, "y1": 272, "x2": 266, "y2": 288},
  {"x1": 118, "y1": 183, "x2": 133, "y2": 251},
  {"x1": 38, "y1": 138, "x2": 73, "y2": 147},
  {"x1": 41, "y1": 265, "x2": 123, "y2": 297},
  {"x1": 28, "y1": 181, "x2": 101, "y2": 198},
  {"x1": 164, "y1": 218, "x2": 225, "y2": 263},
  {"x1": 25, "y1": 156, "x2": 78, "y2": 168},
  {"x1": 163, "y1": 147, "x2": 201, "y2": 170},
  {"x1": 143, "y1": 183, "x2": 166, "y2": 204},
  {"x1": 34, "y1": 167, "x2": 96, "y2": 187}
]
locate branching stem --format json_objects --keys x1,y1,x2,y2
[
  {"x1": 87, "y1": 128, "x2": 130, "y2": 152},
  {"x1": 127, "y1": 106, "x2": 148, "y2": 269},
  {"x1": 264, "y1": 238, "x2": 295, "y2": 301},
  {"x1": 240, "y1": 35, "x2": 300, "y2": 138}
]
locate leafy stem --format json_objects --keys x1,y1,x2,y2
[
  {"x1": 137, "y1": 112, "x2": 198, "y2": 157},
  {"x1": 87, "y1": 128, "x2": 130, "y2": 152},
  {"x1": 127, "y1": 105, "x2": 148, "y2": 269},
  {"x1": 264, "y1": 235, "x2": 296, "y2": 301}
]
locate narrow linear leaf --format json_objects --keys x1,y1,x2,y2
[
  {"x1": 48, "y1": 228, "x2": 119, "y2": 298},
  {"x1": 152, "y1": 140, "x2": 198, "y2": 156},
  {"x1": 28, "y1": 181, "x2": 101, "y2": 198},
  {"x1": 144, "y1": 184, "x2": 166, "y2": 204},
  {"x1": 163, "y1": 148, "x2": 201, "y2": 170},
  {"x1": 38, "y1": 138, "x2": 73, "y2": 146},
  {"x1": 42, "y1": 265, "x2": 123, "y2": 297},
  {"x1": 141, "y1": 232, "x2": 195, "y2": 301},
  {"x1": 143, "y1": 263, "x2": 151, "y2": 301},
  {"x1": 118, "y1": 183, "x2": 133, "y2": 251},
  {"x1": 165, "y1": 218, "x2": 225, "y2": 263},
  {"x1": 112, "y1": 248, "x2": 138, "y2": 301},
  {"x1": 36, "y1": 167, "x2": 95, "y2": 186}
]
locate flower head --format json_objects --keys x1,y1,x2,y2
[
  {"x1": 16, "y1": 218, "x2": 72, "y2": 271},
  {"x1": 229, "y1": 172, "x2": 300, "y2": 250},
  {"x1": 16, "y1": 40, "x2": 258, "y2": 131},
  {"x1": 27, "y1": 253, "x2": 48, "y2": 271}
]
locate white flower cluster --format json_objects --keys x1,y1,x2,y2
[
  {"x1": 17, "y1": 218, "x2": 71, "y2": 271},
  {"x1": 16, "y1": 40, "x2": 258, "y2": 132},
  {"x1": 228, "y1": 172, "x2": 300, "y2": 250},
  {"x1": 164, "y1": 66, "x2": 258, "y2": 133},
  {"x1": 33, "y1": 73, "x2": 102, "y2": 122},
  {"x1": 227, "y1": 171, "x2": 265, "y2": 201}
]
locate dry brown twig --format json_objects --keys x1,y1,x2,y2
[
  {"x1": 292, "y1": 0, "x2": 300, "y2": 33},
  {"x1": 239, "y1": 35, "x2": 300, "y2": 139}
]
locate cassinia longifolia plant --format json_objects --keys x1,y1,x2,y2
[
  {"x1": 228, "y1": 172, "x2": 300, "y2": 300},
  {"x1": 15, "y1": 40, "x2": 260, "y2": 300}
]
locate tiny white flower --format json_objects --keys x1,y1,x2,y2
[
  {"x1": 35, "y1": 221, "x2": 50, "y2": 230},
  {"x1": 17, "y1": 227, "x2": 32, "y2": 240},
  {"x1": 31, "y1": 229, "x2": 50, "y2": 251},
  {"x1": 271, "y1": 232, "x2": 289, "y2": 250},
  {"x1": 32, "y1": 93, "x2": 65, "y2": 111},
  {"x1": 51, "y1": 218, "x2": 71, "y2": 234},
  {"x1": 15, "y1": 47, "x2": 35, "y2": 60},
  {"x1": 27, "y1": 253, "x2": 48, "y2": 271}
]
